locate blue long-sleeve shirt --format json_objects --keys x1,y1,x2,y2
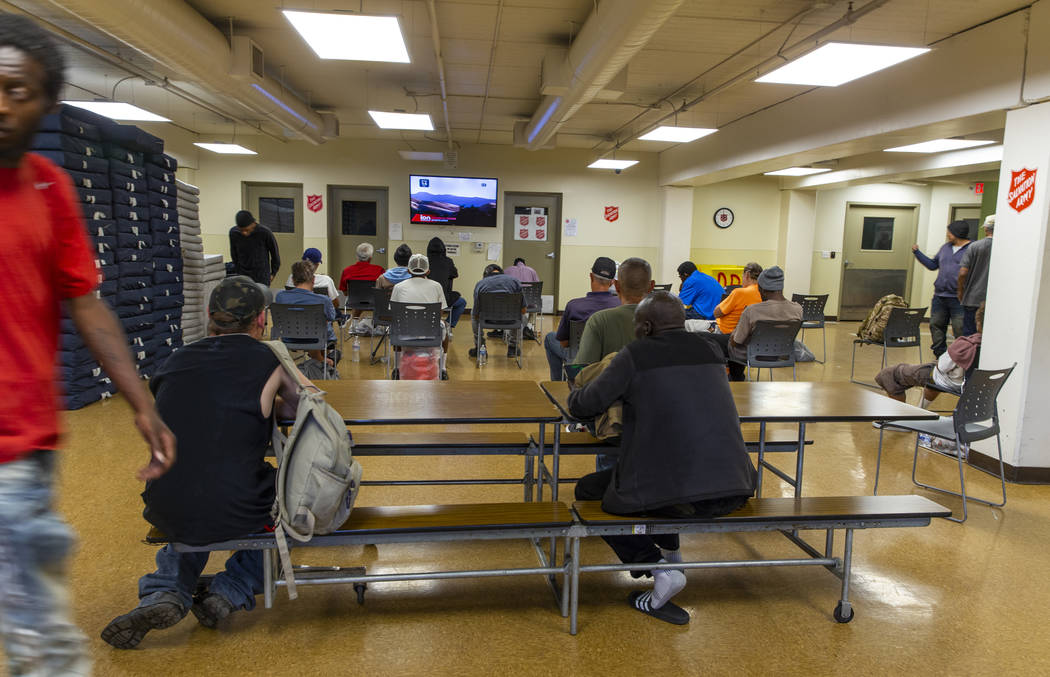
[
  {"x1": 678, "y1": 270, "x2": 725, "y2": 319},
  {"x1": 913, "y1": 242, "x2": 970, "y2": 297}
]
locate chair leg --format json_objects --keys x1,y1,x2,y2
[
  {"x1": 849, "y1": 341, "x2": 859, "y2": 384},
  {"x1": 820, "y1": 324, "x2": 827, "y2": 364},
  {"x1": 476, "y1": 325, "x2": 483, "y2": 368},
  {"x1": 874, "y1": 428, "x2": 885, "y2": 495},
  {"x1": 516, "y1": 327, "x2": 523, "y2": 369}
]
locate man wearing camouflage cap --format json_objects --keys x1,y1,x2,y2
[{"x1": 103, "y1": 277, "x2": 314, "y2": 649}]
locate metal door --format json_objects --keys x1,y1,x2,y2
[
  {"x1": 327, "y1": 186, "x2": 389, "y2": 276},
  {"x1": 950, "y1": 204, "x2": 982, "y2": 240},
  {"x1": 839, "y1": 204, "x2": 919, "y2": 320},
  {"x1": 243, "y1": 182, "x2": 303, "y2": 290},
  {"x1": 502, "y1": 192, "x2": 561, "y2": 311}
]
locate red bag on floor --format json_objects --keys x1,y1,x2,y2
[{"x1": 400, "y1": 347, "x2": 441, "y2": 380}]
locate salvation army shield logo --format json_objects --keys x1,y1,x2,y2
[
  {"x1": 1008, "y1": 168, "x2": 1037, "y2": 213},
  {"x1": 536, "y1": 216, "x2": 546, "y2": 227},
  {"x1": 604, "y1": 206, "x2": 619, "y2": 222},
  {"x1": 536, "y1": 229, "x2": 546, "y2": 240},
  {"x1": 519, "y1": 228, "x2": 529, "y2": 239},
  {"x1": 307, "y1": 194, "x2": 323, "y2": 213},
  {"x1": 519, "y1": 215, "x2": 529, "y2": 226}
]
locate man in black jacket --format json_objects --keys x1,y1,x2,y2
[
  {"x1": 569, "y1": 291, "x2": 756, "y2": 625},
  {"x1": 228, "y1": 209, "x2": 281, "y2": 285}
]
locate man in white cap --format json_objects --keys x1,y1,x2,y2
[{"x1": 391, "y1": 255, "x2": 451, "y2": 374}]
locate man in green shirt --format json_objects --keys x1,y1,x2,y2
[{"x1": 575, "y1": 257, "x2": 654, "y2": 365}]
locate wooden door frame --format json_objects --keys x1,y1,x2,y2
[
  {"x1": 838, "y1": 201, "x2": 920, "y2": 317},
  {"x1": 503, "y1": 190, "x2": 563, "y2": 311}
]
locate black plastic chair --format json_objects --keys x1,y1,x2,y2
[
  {"x1": 850, "y1": 306, "x2": 926, "y2": 386},
  {"x1": 389, "y1": 301, "x2": 444, "y2": 380},
  {"x1": 344, "y1": 280, "x2": 376, "y2": 336},
  {"x1": 562, "y1": 319, "x2": 587, "y2": 380},
  {"x1": 270, "y1": 303, "x2": 331, "y2": 379},
  {"x1": 652, "y1": 283, "x2": 672, "y2": 292},
  {"x1": 792, "y1": 293, "x2": 829, "y2": 363},
  {"x1": 476, "y1": 292, "x2": 525, "y2": 369},
  {"x1": 521, "y1": 281, "x2": 544, "y2": 344},
  {"x1": 369, "y1": 287, "x2": 394, "y2": 376},
  {"x1": 874, "y1": 365, "x2": 1014, "y2": 523},
  {"x1": 746, "y1": 319, "x2": 802, "y2": 381}
]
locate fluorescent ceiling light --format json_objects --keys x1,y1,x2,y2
[
  {"x1": 193, "y1": 143, "x2": 257, "y2": 155},
  {"x1": 637, "y1": 126, "x2": 718, "y2": 143},
  {"x1": 588, "y1": 159, "x2": 638, "y2": 170},
  {"x1": 755, "y1": 42, "x2": 930, "y2": 87},
  {"x1": 398, "y1": 150, "x2": 444, "y2": 161},
  {"x1": 764, "y1": 167, "x2": 832, "y2": 176},
  {"x1": 369, "y1": 111, "x2": 434, "y2": 130},
  {"x1": 283, "y1": 10, "x2": 410, "y2": 63},
  {"x1": 884, "y1": 139, "x2": 995, "y2": 153},
  {"x1": 61, "y1": 101, "x2": 170, "y2": 122}
]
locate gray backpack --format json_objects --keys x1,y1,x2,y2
[{"x1": 265, "y1": 341, "x2": 362, "y2": 599}]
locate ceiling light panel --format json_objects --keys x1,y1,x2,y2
[
  {"x1": 398, "y1": 151, "x2": 445, "y2": 161},
  {"x1": 884, "y1": 139, "x2": 995, "y2": 153},
  {"x1": 369, "y1": 111, "x2": 434, "y2": 130},
  {"x1": 756, "y1": 42, "x2": 930, "y2": 87},
  {"x1": 283, "y1": 11, "x2": 410, "y2": 63},
  {"x1": 637, "y1": 126, "x2": 718, "y2": 143},
  {"x1": 193, "y1": 143, "x2": 257, "y2": 155},
  {"x1": 764, "y1": 167, "x2": 832, "y2": 176},
  {"x1": 61, "y1": 101, "x2": 170, "y2": 122},
  {"x1": 588, "y1": 159, "x2": 638, "y2": 170}
]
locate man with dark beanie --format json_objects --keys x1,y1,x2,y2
[
  {"x1": 912, "y1": 220, "x2": 971, "y2": 357},
  {"x1": 229, "y1": 209, "x2": 281, "y2": 285}
]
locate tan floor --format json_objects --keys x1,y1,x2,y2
[{"x1": 47, "y1": 320, "x2": 1050, "y2": 675}]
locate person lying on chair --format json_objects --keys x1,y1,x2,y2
[{"x1": 569, "y1": 291, "x2": 756, "y2": 625}]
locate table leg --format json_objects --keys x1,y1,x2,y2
[
  {"x1": 756, "y1": 421, "x2": 767, "y2": 496},
  {"x1": 552, "y1": 424, "x2": 561, "y2": 502},
  {"x1": 537, "y1": 423, "x2": 546, "y2": 502},
  {"x1": 794, "y1": 422, "x2": 807, "y2": 498}
]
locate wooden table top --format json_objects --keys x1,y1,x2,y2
[
  {"x1": 307, "y1": 380, "x2": 562, "y2": 425},
  {"x1": 540, "y1": 380, "x2": 938, "y2": 424}
]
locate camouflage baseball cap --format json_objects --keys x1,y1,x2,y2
[{"x1": 209, "y1": 276, "x2": 272, "y2": 327}]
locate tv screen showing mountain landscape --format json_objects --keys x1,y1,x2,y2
[{"x1": 410, "y1": 175, "x2": 498, "y2": 227}]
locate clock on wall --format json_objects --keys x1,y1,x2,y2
[{"x1": 713, "y1": 207, "x2": 734, "y2": 229}]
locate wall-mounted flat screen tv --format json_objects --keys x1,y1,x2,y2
[{"x1": 410, "y1": 175, "x2": 498, "y2": 227}]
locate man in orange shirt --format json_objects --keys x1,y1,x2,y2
[{"x1": 712, "y1": 262, "x2": 763, "y2": 334}]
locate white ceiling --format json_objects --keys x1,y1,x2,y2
[{"x1": 8, "y1": 0, "x2": 1028, "y2": 171}]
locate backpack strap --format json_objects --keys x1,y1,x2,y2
[{"x1": 263, "y1": 340, "x2": 321, "y2": 393}]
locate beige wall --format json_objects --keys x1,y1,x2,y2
[
  {"x1": 690, "y1": 176, "x2": 782, "y2": 273},
  {"x1": 187, "y1": 137, "x2": 663, "y2": 307}
]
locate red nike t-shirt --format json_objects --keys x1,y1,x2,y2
[{"x1": 0, "y1": 153, "x2": 99, "y2": 463}]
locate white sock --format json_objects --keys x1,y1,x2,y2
[{"x1": 650, "y1": 560, "x2": 686, "y2": 609}]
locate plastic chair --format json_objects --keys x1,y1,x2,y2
[
  {"x1": 562, "y1": 319, "x2": 587, "y2": 380},
  {"x1": 369, "y1": 287, "x2": 394, "y2": 377},
  {"x1": 792, "y1": 293, "x2": 829, "y2": 363},
  {"x1": 521, "y1": 281, "x2": 544, "y2": 344},
  {"x1": 476, "y1": 292, "x2": 525, "y2": 369},
  {"x1": 389, "y1": 301, "x2": 445, "y2": 380},
  {"x1": 850, "y1": 306, "x2": 926, "y2": 386},
  {"x1": 343, "y1": 280, "x2": 376, "y2": 336},
  {"x1": 652, "y1": 283, "x2": 672, "y2": 292},
  {"x1": 874, "y1": 365, "x2": 1014, "y2": 523},
  {"x1": 270, "y1": 303, "x2": 331, "y2": 379},
  {"x1": 746, "y1": 319, "x2": 802, "y2": 381}
]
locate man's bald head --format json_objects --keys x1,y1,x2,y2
[
  {"x1": 615, "y1": 257, "x2": 654, "y2": 303},
  {"x1": 634, "y1": 291, "x2": 686, "y2": 339}
]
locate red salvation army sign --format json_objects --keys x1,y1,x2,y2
[
  {"x1": 307, "y1": 194, "x2": 323, "y2": 213},
  {"x1": 1007, "y1": 168, "x2": 1037, "y2": 213},
  {"x1": 604, "y1": 206, "x2": 619, "y2": 222}
]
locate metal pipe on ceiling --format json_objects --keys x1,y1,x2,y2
[{"x1": 425, "y1": 0, "x2": 454, "y2": 152}]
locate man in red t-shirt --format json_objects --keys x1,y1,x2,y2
[
  {"x1": 338, "y1": 241, "x2": 385, "y2": 292},
  {"x1": 0, "y1": 16, "x2": 175, "y2": 673}
]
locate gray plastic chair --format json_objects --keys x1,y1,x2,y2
[
  {"x1": 521, "y1": 281, "x2": 544, "y2": 344},
  {"x1": 652, "y1": 283, "x2": 672, "y2": 292},
  {"x1": 874, "y1": 365, "x2": 1014, "y2": 523},
  {"x1": 476, "y1": 292, "x2": 525, "y2": 369},
  {"x1": 792, "y1": 293, "x2": 829, "y2": 363},
  {"x1": 562, "y1": 319, "x2": 587, "y2": 380},
  {"x1": 344, "y1": 280, "x2": 376, "y2": 336},
  {"x1": 746, "y1": 319, "x2": 802, "y2": 381},
  {"x1": 389, "y1": 301, "x2": 444, "y2": 380},
  {"x1": 850, "y1": 306, "x2": 926, "y2": 386},
  {"x1": 270, "y1": 302, "x2": 331, "y2": 379},
  {"x1": 369, "y1": 287, "x2": 394, "y2": 377}
]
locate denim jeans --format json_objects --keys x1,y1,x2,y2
[
  {"x1": 138, "y1": 545, "x2": 264, "y2": 612},
  {"x1": 544, "y1": 331, "x2": 569, "y2": 381},
  {"x1": 962, "y1": 305, "x2": 980, "y2": 336},
  {"x1": 0, "y1": 451, "x2": 90, "y2": 676},
  {"x1": 929, "y1": 295, "x2": 964, "y2": 357},
  {"x1": 448, "y1": 296, "x2": 467, "y2": 327}
]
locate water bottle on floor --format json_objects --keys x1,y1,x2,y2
[
  {"x1": 478, "y1": 343, "x2": 487, "y2": 367},
  {"x1": 352, "y1": 336, "x2": 361, "y2": 363}
]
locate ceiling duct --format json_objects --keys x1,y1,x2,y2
[
  {"x1": 44, "y1": 0, "x2": 330, "y2": 144},
  {"x1": 516, "y1": 0, "x2": 684, "y2": 150}
]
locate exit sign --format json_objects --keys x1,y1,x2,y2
[{"x1": 975, "y1": 182, "x2": 984, "y2": 195}]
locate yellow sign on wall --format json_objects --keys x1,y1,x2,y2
[{"x1": 698, "y1": 264, "x2": 745, "y2": 287}]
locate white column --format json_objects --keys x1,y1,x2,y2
[
  {"x1": 658, "y1": 186, "x2": 694, "y2": 285},
  {"x1": 779, "y1": 190, "x2": 817, "y2": 296},
  {"x1": 978, "y1": 100, "x2": 1050, "y2": 471}
]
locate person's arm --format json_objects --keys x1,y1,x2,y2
[
  {"x1": 324, "y1": 297, "x2": 336, "y2": 321},
  {"x1": 68, "y1": 294, "x2": 176, "y2": 480},
  {"x1": 554, "y1": 307, "x2": 570, "y2": 346},
  {"x1": 729, "y1": 307, "x2": 753, "y2": 349},
  {"x1": 957, "y1": 267, "x2": 970, "y2": 301},
  {"x1": 449, "y1": 261, "x2": 459, "y2": 280},
  {"x1": 678, "y1": 277, "x2": 698, "y2": 308},
  {"x1": 568, "y1": 350, "x2": 633, "y2": 419},
  {"x1": 911, "y1": 245, "x2": 938, "y2": 270},
  {"x1": 229, "y1": 231, "x2": 239, "y2": 268},
  {"x1": 262, "y1": 362, "x2": 318, "y2": 421},
  {"x1": 713, "y1": 293, "x2": 732, "y2": 319},
  {"x1": 267, "y1": 230, "x2": 281, "y2": 281}
]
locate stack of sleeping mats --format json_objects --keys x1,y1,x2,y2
[
  {"x1": 147, "y1": 153, "x2": 183, "y2": 366},
  {"x1": 175, "y1": 179, "x2": 206, "y2": 343}
]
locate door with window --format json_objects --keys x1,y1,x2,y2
[
  {"x1": 951, "y1": 204, "x2": 982, "y2": 240},
  {"x1": 243, "y1": 182, "x2": 303, "y2": 290},
  {"x1": 328, "y1": 186, "x2": 389, "y2": 281},
  {"x1": 501, "y1": 192, "x2": 562, "y2": 311},
  {"x1": 839, "y1": 204, "x2": 919, "y2": 320}
]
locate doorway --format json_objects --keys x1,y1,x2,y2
[
  {"x1": 327, "y1": 186, "x2": 389, "y2": 278},
  {"x1": 502, "y1": 192, "x2": 562, "y2": 311},
  {"x1": 950, "y1": 204, "x2": 982, "y2": 240},
  {"x1": 839, "y1": 203, "x2": 919, "y2": 321},
  {"x1": 243, "y1": 182, "x2": 303, "y2": 290}
]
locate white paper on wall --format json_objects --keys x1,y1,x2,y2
[
  {"x1": 487, "y1": 243, "x2": 501, "y2": 261},
  {"x1": 513, "y1": 207, "x2": 549, "y2": 241},
  {"x1": 389, "y1": 222, "x2": 403, "y2": 239}
]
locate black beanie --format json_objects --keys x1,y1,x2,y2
[{"x1": 947, "y1": 220, "x2": 970, "y2": 239}]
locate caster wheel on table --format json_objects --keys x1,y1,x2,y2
[
  {"x1": 355, "y1": 583, "x2": 367, "y2": 605},
  {"x1": 833, "y1": 602, "x2": 854, "y2": 623}
]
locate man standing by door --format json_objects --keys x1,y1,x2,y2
[
  {"x1": 957, "y1": 215, "x2": 993, "y2": 336},
  {"x1": 912, "y1": 220, "x2": 970, "y2": 357},
  {"x1": 229, "y1": 209, "x2": 281, "y2": 285}
]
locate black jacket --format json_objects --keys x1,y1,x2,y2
[
  {"x1": 568, "y1": 329, "x2": 756, "y2": 514},
  {"x1": 426, "y1": 237, "x2": 459, "y2": 304},
  {"x1": 229, "y1": 224, "x2": 280, "y2": 285}
]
